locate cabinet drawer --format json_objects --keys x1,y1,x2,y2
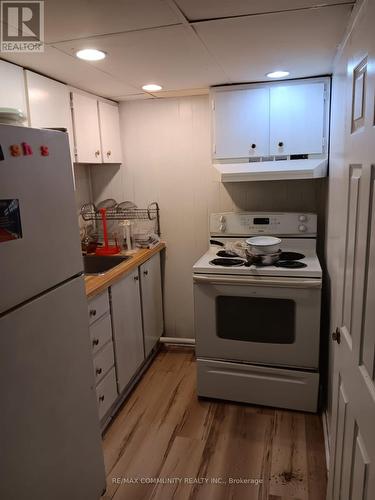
[
  {"x1": 93, "y1": 341, "x2": 115, "y2": 385},
  {"x1": 89, "y1": 313, "x2": 112, "y2": 355},
  {"x1": 88, "y1": 291, "x2": 109, "y2": 325},
  {"x1": 96, "y1": 368, "x2": 117, "y2": 420}
]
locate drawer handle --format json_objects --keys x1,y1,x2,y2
[
  {"x1": 143, "y1": 270, "x2": 148, "y2": 276},
  {"x1": 278, "y1": 141, "x2": 284, "y2": 147},
  {"x1": 96, "y1": 367, "x2": 102, "y2": 375},
  {"x1": 89, "y1": 309, "x2": 97, "y2": 317},
  {"x1": 134, "y1": 275, "x2": 139, "y2": 281},
  {"x1": 92, "y1": 339, "x2": 99, "y2": 346},
  {"x1": 99, "y1": 395, "x2": 105, "y2": 403},
  {"x1": 106, "y1": 150, "x2": 111, "y2": 157},
  {"x1": 251, "y1": 143, "x2": 256, "y2": 149},
  {"x1": 95, "y1": 150, "x2": 100, "y2": 157}
]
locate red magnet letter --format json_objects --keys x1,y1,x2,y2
[
  {"x1": 10, "y1": 144, "x2": 22, "y2": 156},
  {"x1": 40, "y1": 145, "x2": 49, "y2": 156},
  {"x1": 22, "y1": 142, "x2": 33, "y2": 155}
]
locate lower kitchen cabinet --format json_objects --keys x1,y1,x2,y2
[
  {"x1": 140, "y1": 253, "x2": 164, "y2": 357},
  {"x1": 95, "y1": 368, "x2": 118, "y2": 421},
  {"x1": 110, "y1": 267, "x2": 145, "y2": 393}
]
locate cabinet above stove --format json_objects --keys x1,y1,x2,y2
[{"x1": 211, "y1": 77, "x2": 330, "y2": 182}]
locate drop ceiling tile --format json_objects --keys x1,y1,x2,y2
[
  {"x1": 2, "y1": 46, "x2": 139, "y2": 98},
  {"x1": 194, "y1": 5, "x2": 352, "y2": 82},
  {"x1": 44, "y1": 0, "x2": 181, "y2": 43},
  {"x1": 53, "y1": 25, "x2": 228, "y2": 92},
  {"x1": 176, "y1": 0, "x2": 354, "y2": 21}
]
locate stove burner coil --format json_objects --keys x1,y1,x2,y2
[
  {"x1": 279, "y1": 251, "x2": 305, "y2": 261},
  {"x1": 209, "y1": 258, "x2": 245, "y2": 267},
  {"x1": 216, "y1": 250, "x2": 240, "y2": 258},
  {"x1": 275, "y1": 260, "x2": 307, "y2": 269}
]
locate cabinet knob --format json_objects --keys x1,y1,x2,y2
[
  {"x1": 95, "y1": 150, "x2": 100, "y2": 157},
  {"x1": 134, "y1": 275, "x2": 139, "y2": 281},
  {"x1": 143, "y1": 270, "x2": 149, "y2": 276},
  {"x1": 89, "y1": 309, "x2": 97, "y2": 317},
  {"x1": 106, "y1": 150, "x2": 111, "y2": 157},
  {"x1": 99, "y1": 395, "x2": 105, "y2": 403},
  {"x1": 332, "y1": 327, "x2": 341, "y2": 344},
  {"x1": 92, "y1": 339, "x2": 99, "y2": 346},
  {"x1": 96, "y1": 367, "x2": 102, "y2": 375},
  {"x1": 278, "y1": 141, "x2": 284, "y2": 147},
  {"x1": 251, "y1": 143, "x2": 256, "y2": 149}
]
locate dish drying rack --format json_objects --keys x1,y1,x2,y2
[{"x1": 80, "y1": 201, "x2": 161, "y2": 236}]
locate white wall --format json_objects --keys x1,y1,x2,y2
[{"x1": 99, "y1": 95, "x2": 325, "y2": 338}]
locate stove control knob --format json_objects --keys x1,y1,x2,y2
[
  {"x1": 298, "y1": 224, "x2": 307, "y2": 232},
  {"x1": 298, "y1": 215, "x2": 307, "y2": 222},
  {"x1": 219, "y1": 215, "x2": 226, "y2": 223},
  {"x1": 219, "y1": 223, "x2": 226, "y2": 233}
]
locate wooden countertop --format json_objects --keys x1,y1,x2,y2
[{"x1": 84, "y1": 242, "x2": 165, "y2": 299}]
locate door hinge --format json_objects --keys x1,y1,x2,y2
[
  {"x1": 211, "y1": 99, "x2": 215, "y2": 111},
  {"x1": 332, "y1": 327, "x2": 341, "y2": 344}
]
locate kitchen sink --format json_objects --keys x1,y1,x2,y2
[{"x1": 83, "y1": 255, "x2": 131, "y2": 275}]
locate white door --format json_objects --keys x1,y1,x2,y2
[
  {"x1": 140, "y1": 253, "x2": 164, "y2": 357},
  {"x1": 110, "y1": 268, "x2": 144, "y2": 392},
  {"x1": 269, "y1": 82, "x2": 325, "y2": 155},
  {"x1": 0, "y1": 60, "x2": 27, "y2": 119},
  {"x1": 327, "y1": 1, "x2": 375, "y2": 498},
  {"x1": 0, "y1": 276, "x2": 106, "y2": 500},
  {"x1": 213, "y1": 87, "x2": 270, "y2": 159},
  {"x1": 71, "y1": 92, "x2": 101, "y2": 163},
  {"x1": 25, "y1": 71, "x2": 75, "y2": 164},
  {"x1": 98, "y1": 101, "x2": 123, "y2": 164}
]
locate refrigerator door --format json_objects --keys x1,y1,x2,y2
[
  {"x1": 0, "y1": 276, "x2": 106, "y2": 500},
  {"x1": 0, "y1": 125, "x2": 83, "y2": 314}
]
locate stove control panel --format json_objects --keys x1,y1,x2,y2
[{"x1": 210, "y1": 212, "x2": 317, "y2": 236}]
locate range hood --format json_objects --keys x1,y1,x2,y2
[{"x1": 213, "y1": 158, "x2": 328, "y2": 182}]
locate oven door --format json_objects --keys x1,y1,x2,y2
[{"x1": 193, "y1": 274, "x2": 321, "y2": 369}]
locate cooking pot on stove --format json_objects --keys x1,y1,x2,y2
[
  {"x1": 245, "y1": 236, "x2": 282, "y2": 255},
  {"x1": 244, "y1": 249, "x2": 281, "y2": 266}
]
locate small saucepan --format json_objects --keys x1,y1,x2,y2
[{"x1": 245, "y1": 236, "x2": 282, "y2": 255}]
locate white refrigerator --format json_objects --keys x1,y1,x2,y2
[{"x1": 0, "y1": 125, "x2": 106, "y2": 499}]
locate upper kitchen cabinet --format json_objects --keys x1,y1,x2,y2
[
  {"x1": 214, "y1": 87, "x2": 269, "y2": 159},
  {"x1": 98, "y1": 102, "x2": 122, "y2": 164},
  {"x1": 269, "y1": 82, "x2": 325, "y2": 156},
  {"x1": 25, "y1": 71, "x2": 74, "y2": 163},
  {"x1": 211, "y1": 77, "x2": 330, "y2": 182},
  {"x1": 71, "y1": 92, "x2": 102, "y2": 163},
  {"x1": 0, "y1": 60, "x2": 27, "y2": 118},
  {"x1": 71, "y1": 92, "x2": 122, "y2": 164},
  {"x1": 212, "y1": 79, "x2": 329, "y2": 160}
]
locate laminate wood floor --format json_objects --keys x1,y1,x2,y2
[{"x1": 101, "y1": 349, "x2": 327, "y2": 500}]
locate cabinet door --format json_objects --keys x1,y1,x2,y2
[
  {"x1": 98, "y1": 101, "x2": 122, "y2": 164},
  {"x1": 25, "y1": 71, "x2": 75, "y2": 164},
  {"x1": 0, "y1": 60, "x2": 27, "y2": 118},
  {"x1": 71, "y1": 92, "x2": 101, "y2": 163},
  {"x1": 140, "y1": 253, "x2": 163, "y2": 357},
  {"x1": 110, "y1": 268, "x2": 144, "y2": 393},
  {"x1": 213, "y1": 87, "x2": 269, "y2": 159},
  {"x1": 269, "y1": 82, "x2": 325, "y2": 155}
]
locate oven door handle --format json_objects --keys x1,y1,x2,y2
[{"x1": 193, "y1": 274, "x2": 322, "y2": 289}]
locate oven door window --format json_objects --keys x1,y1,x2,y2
[{"x1": 216, "y1": 296, "x2": 295, "y2": 344}]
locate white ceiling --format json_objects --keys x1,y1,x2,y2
[{"x1": 1, "y1": 0, "x2": 354, "y2": 101}]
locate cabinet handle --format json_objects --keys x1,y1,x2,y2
[
  {"x1": 106, "y1": 150, "x2": 111, "y2": 157},
  {"x1": 134, "y1": 275, "x2": 139, "y2": 281},
  {"x1": 143, "y1": 270, "x2": 149, "y2": 276},
  {"x1": 99, "y1": 395, "x2": 105, "y2": 403},
  {"x1": 278, "y1": 141, "x2": 284, "y2": 147},
  {"x1": 96, "y1": 367, "x2": 102, "y2": 375},
  {"x1": 95, "y1": 150, "x2": 100, "y2": 157},
  {"x1": 89, "y1": 309, "x2": 97, "y2": 317},
  {"x1": 251, "y1": 143, "x2": 256, "y2": 149},
  {"x1": 92, "y1": 339, "x2": 99, "y2": 346}
]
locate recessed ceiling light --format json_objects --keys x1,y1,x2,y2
[
  {"x1": 142, "y1": 84, "x2": 163, "y2": 92},
  {"x1": 76, "y1": 49, "x2": 106, "y2": 61},
  {"x1": 266, "y1": 71, "x2": 290, "y2": 79}
]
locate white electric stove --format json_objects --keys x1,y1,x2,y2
[{"x1": 193, "y1": 212, "x2": 322, "y2": 412}]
